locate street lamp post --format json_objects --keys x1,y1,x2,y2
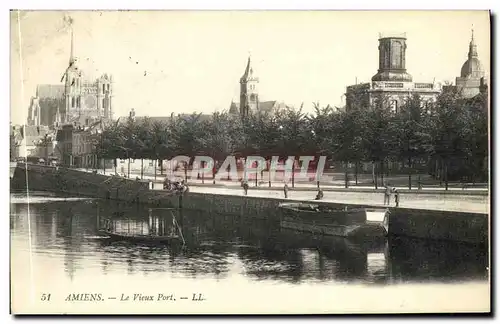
[{"x1": 311, "y1": 129, "x2": 320, "y2": 189}]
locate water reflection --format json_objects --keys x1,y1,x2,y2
[{"x1": 10, "y1": 193, "x2": 489, "y2": 285}]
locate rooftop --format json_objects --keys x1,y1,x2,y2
[
  {"x1": 36, "y1": 85, "x2": 65, "y2": 99},
  {"x1": 378, "y1": 32, "x2": 407, "y2": 39}
]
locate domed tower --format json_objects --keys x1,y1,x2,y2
[
  {"x1": 239, "y1": 56, "x2": 259, "y2": 116},
  {"x1": 460, "y1": 29, "x2": 484, "y2": 79},
  {"x1": 456, "y1": 28, "x2": 485, "y2": 98},
  {"x1": 371, "y1": 33, "x2": 413, "y2": 82}
]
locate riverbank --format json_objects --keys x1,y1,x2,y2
[{"x1": 11, "y1": 163, "x2": 489, "y2": 245}]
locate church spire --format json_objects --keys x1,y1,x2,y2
[
  {"x1": 65, "y1": 15, "x2": 76, "y2": 66},
  {"x1": 468, "y1": 26, "x2": 478, "y2": 59},
  {"x1": 240, "y1": 56, "x2": 251, "y2": 82},
  {"x1": 69, "y1": 27, "x2": 75, "y2": 65}
]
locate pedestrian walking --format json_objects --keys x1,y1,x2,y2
[
  {"x1": 315, "y1": 188, "x2": 324, "y2": 200},
  {"x1": 242, "y1": 179, "x2": 249, "y2": 196},
  {"x1": 394, "y1": 189, "x2": 400, "y2": 207},
  {"x1": 384, "y1": 184, "x2": 391, "y2": 205},
  {"x1": 283, "y1": 183, "x2": 289, "y2": 198}
]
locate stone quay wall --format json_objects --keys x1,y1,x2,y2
[
  {"x1": 171, "y1": 192, "x2": 488, "y2": 245},
  {"x1": 11, "y1": 163, "x2": 488, "y2": 245},
  {"x1": 11, "y1": 163, "x2": 175, "y2": 207}
]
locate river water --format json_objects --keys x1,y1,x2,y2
[{"x1": 10, "y1": 191, "x2": 490, "y2": 314}]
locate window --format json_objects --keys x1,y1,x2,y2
[
  {"x1": 390, "y1": 100, "x2": 398, "y2": 114},
  {"x1": 107, "y1": 84, "x2": 110, "y2": 92},
  {"x1": 71, "y1": 97, "x2": 75, "y2": 108},
  {"x1": 391, "y1": 41, "x2": 402, "y2": 69},
  {"x1": 102, "y1": 98, "x2": 106, "y2": 109},
  {"x1": 102, "y1": 84, "x2": 106, "y2": 94}
]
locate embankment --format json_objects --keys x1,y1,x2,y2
[
  {"x1": 10, "y1": 163, "x2": 175, "y2": 207},
  {"x1": 11, "y1": 163, "x2": 488, "y2": 245},
  {"x1": 169, "y1": 192, "x2": 488, "y2": 245}
]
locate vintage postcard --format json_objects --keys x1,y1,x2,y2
[{"x1": 10, "y1": 10, "x2": 491, "y2": 315}]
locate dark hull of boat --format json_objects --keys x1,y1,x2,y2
[
  {"x1": 280, "y1": 219, "x2": 388, "y2": 238},
  {"x1": 280, "y1": 207, "x2": 367, "y2": 225},
  {"x1": 99, "y1": 230, "x2": 182, "y2": 244}
]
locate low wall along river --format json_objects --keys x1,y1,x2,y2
[{"x1": 11, "y1": 163, "x2": 489, "y2": 245}]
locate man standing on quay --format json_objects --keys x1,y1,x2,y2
[{"x1": 384, "y1": 184, "x2": 392, "y2": 205}]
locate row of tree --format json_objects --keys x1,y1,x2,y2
[{"x1": 94, "y1": 88, "x2": 488, "y2": 188}]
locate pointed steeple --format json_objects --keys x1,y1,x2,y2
[
  {"x1": 468, "y1": 26, "x2": 478, "y2": 59},
  {"x1": 69, "y1": 27, "x2": 75, "y2": 65},
  {"x1": 240, "y1": 55, "x2": 252, "y2": 82}
]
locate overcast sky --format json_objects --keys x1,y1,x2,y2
[{"x1": 10, "y1": 10, "x2": 490, "y2": 125}]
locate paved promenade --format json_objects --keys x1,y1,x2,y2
[
  {"x1": 73, "y1": 168, "x2": 489, "y2": 214},
  {"x1": 78, "y1": 168, "x2": 488, "y2": 192},
  {"x1": 180, "y1": 185, "x2": 489, "y2": 214}
]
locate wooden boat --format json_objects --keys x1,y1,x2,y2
[
  {"x1": 278, "y1": 202, "x2": 389, "y2": 238},
  {"x1": 98, "y1": 212, "x2": 185, "y2": 245},
  {"x1": 279, "y1": 203, "x2": 367, "y2": 224},
  {"x1": 98, "y1": 229, "x2": 182, "y2": 244}
]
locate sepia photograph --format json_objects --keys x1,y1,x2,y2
[{"x1": 9, "y1": 8, "x2": 491, "y2": 315}]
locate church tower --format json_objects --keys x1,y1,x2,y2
[
  {"x1": 455, "y1": 28, "x2": 486, "y2": 98},
  {"x1": 372, "y1": 33, "x2": 413, "y2": 82},
  {"x1": 63, "y1": 24, "x2": 82, "y2": 123},
  {"x1": 239, "y1": 56, "x2": 259, "y2": 117}
]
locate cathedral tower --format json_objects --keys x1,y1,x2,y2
[
  {"x1": 63, "y1": 25, "x2": 82, "y2": 123},
  {"x1": 239, "y1": 56, "x2": 259, "y2": 116}
]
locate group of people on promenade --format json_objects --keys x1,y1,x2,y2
[
  {"x1": 384, "y1": 184, "x2": 400, "y2": 207},
  {"x1": 241, "y1": 178, "x2": 400, "y2": 207},
  {"x1": 163, "y1": 177, "x2": 189, "y2": 194}
]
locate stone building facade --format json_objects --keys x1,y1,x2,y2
[{"x1": 345, "y1": 33, "x2": 441, "y2": 113}]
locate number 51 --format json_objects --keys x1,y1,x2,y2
[{"x1": 41, "y1": 293, "x2": 51, "y2": 301}]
